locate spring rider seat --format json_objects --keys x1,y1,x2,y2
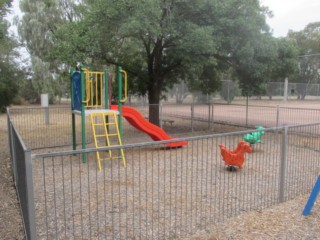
[
  {"x1": 219, "y1": 141, "x2": 253, "y2": 171},
  {"x1": 243, "y1": 126, "x2": 265, "y2": 145}
]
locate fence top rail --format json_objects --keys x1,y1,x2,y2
[
  {"x1": 211, "y1": 103, "x2": 277, "y2": 108},
  {"x1": 32, "y1": 128, "x2": 275, "y2": 158},
  {"x1": 7, "y1": 103, "x2": 320, "y2": 112},
  {"x1": 211, "y1": 102, "x2": 320, "y2": 110},
  {"x1": 8, "y1": 105, "x2": 70, "y2": 111},
  {"x1": 32, "y1": 122, "x2": 320, "y2": 159},
  {"x1": 278, "y1": 106, "x2": 320, "y2": 111}
]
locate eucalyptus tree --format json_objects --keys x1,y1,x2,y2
[
  {"x1": 18, "y1": 0, "x2": 78, "y2": 101},
  {"x1": 288, "y1": 22, "x2": 320, "y2": 99},
  {"x1": 0, "y1": 0, "x2": 23, "y2": 111},
  {"x1": 52, "y1": 0, "x2": 275, "y2": 125},
  {"x1": 220, "y1": 0, "x2": 277, "y2": 98},
  {"x1": 0, "y1": 0, "x2": 12, "y2": 16}
]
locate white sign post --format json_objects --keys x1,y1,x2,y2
[{"x1": 41, "y1": 93, "x2": 49, "y2": 125}]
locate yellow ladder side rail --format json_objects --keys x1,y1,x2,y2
[
  {"x1": 112, "y1": 112, "x2": 126, "y2": 168},
  {"x1": 102, "y1": 112, "x2": 113, "y2": 160},
  {"x1": 104, "y1": 111, "x2": 126, "y2": 167},
  {"x1": 90, "y1": 113, "x2": 102, "y2": 170}
]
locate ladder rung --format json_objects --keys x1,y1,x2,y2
[
  {"x1": 100, "y1": 157, "x2": 121, "y2": 161},
  {"x1": 95, "y1": 134, "x2": 106, "y2": 137},
  {"x1": 96, "y1": 144, "x2": 121, "y2": 148},
  {"x1": 95, "y1": 146, "x2": 112, "y2": 149},
  {"x1": 107, "y1": 134, "x2": 119, "y2": 137},
  {"x1": 93, "y1": 123, "x2": 105, "y2": 126}
]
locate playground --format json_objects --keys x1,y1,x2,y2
[{"x1": 5, "y1": 66, "x2": 320, "y2": 239}]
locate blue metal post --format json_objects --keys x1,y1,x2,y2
[{"x1": 302, "y1": 175, "x2": 320, "y2": 216}]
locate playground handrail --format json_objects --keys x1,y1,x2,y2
[
  {"x1": 120, "y1": 70, "x2": 128, "y2": 103},
  {"x1": 82, "y1": 68, "x2": 91, "y2": 104}
]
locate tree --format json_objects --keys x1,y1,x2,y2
[
  {"x1": 288, "y1": 22, "x2": 320, "y2": 99},
  {"x1": 0, "y1": 0, "x2": 22, "y2": 111},
  {"x1": 271, "y1": 38, "x2": 299, "y2": 80},
  {"x1": 18, "y1": 0, "x2": 77, "y2": 102},
  {"x1": 51, "y1": 0, "x2": 274, "y2": 125},
  {"x1": 220, "y1": 80, "x2": 239, "y2": 103},
  {"x1": 52, "y1": 0, "x2": 218, "y2": 124},
  {"x1": 0, "y1": 0, "x2": 12, "y2": 17},
  {"x1": 264, "y1": 38, "x2": 299, "y2": 100},
  {"x1": 172, "y1": 81, "x2": 189, "y2": 104},
  {"x1": 231, "y1": 33, "x2": 276, "y2": 98}
]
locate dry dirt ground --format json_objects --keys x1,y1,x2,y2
[
  {"x1": 1, "y1": 99, "x2": 320, "y2": 239},
  {"x1": 0, "y1": 113, "x2": 24, "y2": 239},
  {"x1": 186, "y1": 194, "x2": 320, "y2": 240}
]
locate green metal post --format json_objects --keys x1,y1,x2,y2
[
  {"x1": 81, "y1": 68, "x2": 87, "y2": 163},
  {"x1": 70, "y1": 68, "x2": 76, "y2": 150},
  {"x1": 117, "y1": 66, "x2": 123, "y2": 138}
]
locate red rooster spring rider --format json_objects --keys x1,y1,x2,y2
[{"x1": 219, "y1": 141, "x2": 252, "y2": 171}]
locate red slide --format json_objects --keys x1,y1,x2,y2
[{"x1": 111, "y1": 105, "x2": 187, "y2": 148}]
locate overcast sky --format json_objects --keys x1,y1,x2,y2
[
  {"x1": 261, "y1": 0, "x2": 320, "y2": 37},
  {"x1": 6, "y1": 0, "x2": 320, "y2": 38}
]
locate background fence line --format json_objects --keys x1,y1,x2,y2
[
  {"x1": 7, "y1": 105, "x2": 320, "y2": 239},
  {"x1": 8, "y1": 103, "x2": 320, "y2": 151}
]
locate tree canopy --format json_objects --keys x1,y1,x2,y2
[
  {"x1": 17, "y1": 0, "x2": 309, "y2": 120},
  {"x1": 0, "y1": 0, "x2": 23, "y2": 111},
  {"x1": 45, "y1": 0, "x2": 276, "y2": 123},
  {"x1": 287, "y1": 22, "x2": 320, "y2": 99}
]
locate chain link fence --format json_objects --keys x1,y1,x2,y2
[
  {"x1": 7, "y1": 104, "x2": 320, "y2": 239},
  {"x1": 267, "y1": 82, "x2": 320, "y2": 99},
  {"x1": 8, "y1": 103, "x2": 320, "y2": 151}
]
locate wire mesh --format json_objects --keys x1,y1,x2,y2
[
  {"x1": 8, "y1": 105, "x2": 320, "y2": 239},
  {"x1": 8, "y1": 104, "x2": 320, "y2": 151},
  {"x1": 8, "y1": 117, "x2": 36, "y2": 240},
  {"x1": 30, "y1": 125, "x2": 320, "y2": 239}
]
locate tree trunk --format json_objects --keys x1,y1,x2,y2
[
  {"x1": 147, "y1": 38, "x2": 164, "y2": 126},
  {"x1": 148, "y1": 78, "x2": 161, "y2": 126}
]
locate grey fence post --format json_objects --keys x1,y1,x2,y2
[
  {"x1": 44, "y1": 107, "x2": 49, "y2": 125},
  {"x1": 276, "y1": 105, "x2": 280, "y2": 128},
  {"x1": 191, "y1": 103, "x2": 194, "y2": 132},
  {"x1": 279, "y1": 125, "x2": 288, "y2": 203},
  {"x1": 246, "y1": 96, "x2": 249, "y2": 126},
  {"x1": 25, "y1": 150, "x2": 37, "y2": 240},
  {"x1": 284, "y1": 78, "x2": 288, "y2": 101},
  {"x1": 276, "y1": 105, "x2": 280, "y2": 143},
  {"x1": 7, "y1": 110, "x2": 12, "y2": 157},
  {"x1": 7, "y1": 111, "x2": 18, "y2": 185},
  {"x1": 211, "y1": 102, "x2": 214, "y2": 131},
  {"x1": 208, "y1": 103, "x2": 211, "y2": 130}
]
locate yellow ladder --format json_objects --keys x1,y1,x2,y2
[{"x1": 90, "y1": 111, "x2": 126, "y2": 171}]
